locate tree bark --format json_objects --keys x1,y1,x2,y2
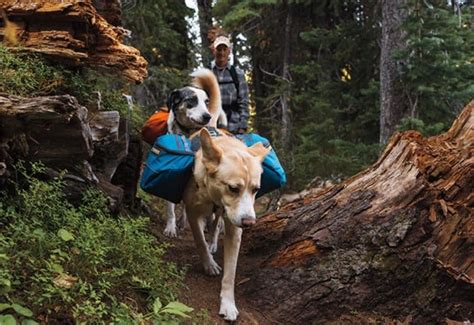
[
  {"x1": 0, "y1": 0, "x2": 147, "y2": 83},
  {"x1": 89, "y1": 111, "x2": 129, "y2": 181},
  {"x1": 0, "y1": 94, "x2": 93, "y2": 165},
  {"x1": 0, "y1": 94, "x2": 142, "y2": 212},
  {"x1": 280, "y1": 2, "x2": 292, "y2": 152},
  {"x1": 197, "y1": 0, "x2": 213, "y2": 68},
  {"x1": 380, "y1": 0, "x2": 409, "y2": 144},
  {"x1": 241, "y1": 101, "x2": 474, "y2": 324}
]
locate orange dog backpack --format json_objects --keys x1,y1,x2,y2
[{"x1": 141, "y1": 107, "x2": 169, "y2": 145}]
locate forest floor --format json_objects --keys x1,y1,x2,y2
[{"x1": 149, "y1": 200, "x2": 278, "y2": 325}]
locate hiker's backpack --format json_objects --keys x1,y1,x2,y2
[
  {"x1": 140, "y1": 134, "x2": 194, "y2": 203},
  {"x1": 235, "y1": 133, "x2": 286, "y2": 197},
  {"x1": 141, "y1": 108, "x2": 170, "y2": 145}
]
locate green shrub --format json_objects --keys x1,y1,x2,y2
[
  {"x1": 397, "y1": 117, "x2": 446, "y2": 137},
  {"x1": 0, "y1": 45, "x2": 147, "y2": 134},
  {"x1": 0, "y1": 162, "x2": 188, "y2": 323}
]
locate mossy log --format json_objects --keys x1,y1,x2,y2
[
  {"x1": 0, "y1": 0, "x2": 147, "y2": 83},
  {"x1": 241, "y1": 101, "x2": 473, "y2": 324}
]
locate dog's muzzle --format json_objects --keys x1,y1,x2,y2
[{"x1": 200, "y1": 113, "x2": 211, "y2": 124}]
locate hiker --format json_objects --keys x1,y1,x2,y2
[{"x1": 210, "y1": 35, "x2": 249, "y2": 134}]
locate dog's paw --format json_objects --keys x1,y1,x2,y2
[
  {"x1": 219, "y1": 298, "x2": 239, "y2": 321},
  {"x1": 203, "y1": 259, "x2": 221, "y2": 276},
  {"x1": 163, "y1": 225, "x2": 177, "y2": 238},
  {"x1": 208, "y1": 241, "x2": 218, "y2": 254}
]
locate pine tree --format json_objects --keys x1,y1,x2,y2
[
  {"x1": 396, "y1": 0, "x2": 474, "y2": 135},
  {"x1": 122, "y1": 0, "x2": 195, "y2": 113}
]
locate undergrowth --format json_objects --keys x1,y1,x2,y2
[
  {"x1": 0, "y1": 45, "x2": 146, "y2": 134},
  {"x1": 0, "y1": 162, "x2": 190, "y2": 324}
]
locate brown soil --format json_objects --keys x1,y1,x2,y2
[{"x1": 150, "y1": 204, "x2": 278, "y2": 325}]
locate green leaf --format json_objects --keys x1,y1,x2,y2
[
  {"x1": 0, "y1": 253, "x2": 9, "y2": 261},
  {"x1": 32, "y1": 229, "x2": 45, "y2": 237},
  {"x1": 21, "y1": 320, "x2": 39, "y2": 325},
  {"x1": 152, "y1": 298, "x2": 162, "y2": 314},
  {"x1": 57, "y1": 229, "x2": 74, "y2": 242},
  {"x1": 163, "y1": 301, "x2": 193, "y2": 314},
  {"x1": 159, "y1": 308, "x2": 191, "y2": 318},
  {"x1": 50, "y1": 263, "x2": 63, "y2": 274},
  {"x1": 12, "y1": 304, "x2": 33, "y2": 317},
  {"x1": 0, "y1": 314, "x2": 16, "y2": 325},
  {"x1": 0, "y1": 303, "x2": 11, "y2": 312},
  {"x1": 0, "y1": 279, "x2": 11, "y2": 294}
]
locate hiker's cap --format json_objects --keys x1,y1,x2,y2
[{"x1": 214, "y1": 36, "x2": 231, "y2": 48}]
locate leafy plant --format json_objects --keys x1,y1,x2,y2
[{"x1": 0, "y1": 162, "x2": 186, "y2": 323}]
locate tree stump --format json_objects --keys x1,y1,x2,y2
[{"x1": 242, "y1": 101, "x2": 473, "y2": 324}]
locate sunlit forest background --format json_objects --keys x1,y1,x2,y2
[
  {"x1": 0, "y1": 0, "x2": 472, "y2": 323},
  {"x1": 123, "y1": 0, "x2": 473, "y2": 189}
]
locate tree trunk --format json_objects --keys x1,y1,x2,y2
[
  {"x1": 241, "y1": 101, "x2": 474, "y2": 324},
  {"x1": 379, "y1": 0, "x2": 409, "y2": 144},
  {"x1": 280, "y1": 2, "x2": 292, "y2": 152},
  {"x1": 197, "y1": 0, "x2": 213, "y2": 68}
]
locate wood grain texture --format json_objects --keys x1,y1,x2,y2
[
  {"x1": 241, "y1": 101, "x2": 473, "y2": 324},
  {"x1": 0, "y1": 0, "x2": 147, "y2": 82}
]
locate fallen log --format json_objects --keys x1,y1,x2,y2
[
  {"x1": 0, "y1": 94, "x2": 93, "y2": 165},
  {"x1": 0, "y1": 0, "x2": 147, "y2": 83},
  {"x1": 89, "y1": 110, "x2": 129, "y2": 181},
  {"x1": 0, "y1": 93, "x2": 141, "y2": 212},
  {"x1": 242, "y1": 101, "x2": 473, "y2": 324}
]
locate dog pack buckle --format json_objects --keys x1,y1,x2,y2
[{"x1": 206, "y1": 126, "x2": 220, "y2": 137}]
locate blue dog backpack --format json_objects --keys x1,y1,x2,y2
[
  {"x1": 140, "y1": 134, "x2": 194, "y2": 203},
  {"x1": 236, "y1": 133, "x2": 287, "y2": 197},
  {"x1": 140, "y1": 131, "x2": 286, "y2": 202}
]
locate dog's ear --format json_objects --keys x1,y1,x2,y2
[
  {"x1": 200, "y1": 128, "x2": 222, "y2": 174},
  {"x1": 247, "y1": 142, "x2": 270, "y2": 162},
  {"x1": 167, "y1": 89, "x2": 182, "y2": 112}
]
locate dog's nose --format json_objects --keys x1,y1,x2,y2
[
  {"x1": 202, "y1": 113, "x2": 211, "y2": 124},
  {"x1": 241, "y1": 218, "x2": 256, "y2": 228}
]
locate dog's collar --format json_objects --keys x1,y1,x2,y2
[{"x1": 190, "y1": 126, "x2": 222, "y2": 152}]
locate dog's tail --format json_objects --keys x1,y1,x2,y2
[{"x1": 191, "y1": 68, "x2": 223, "y2": 128}]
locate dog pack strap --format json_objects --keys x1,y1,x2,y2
[
  {"x1": 229, "y1": 65, "x2": 240, "y2": 94},
  {"x1": 206, "y1": 126, "x2": 220, "y2": 137}
]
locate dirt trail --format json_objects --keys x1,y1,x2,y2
[{"x1": 151, "y1": 214, "x2": 277, "y2": 325}]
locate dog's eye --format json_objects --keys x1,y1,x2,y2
[
  {"x1": 252, "y1": 187, "x2": 260, "y2": 194},
  {"x1": 205, "y1": 99, "x2": 210, "y2": 106},
  {"x1": 228, "y1": 185, "x2": 240, "y2": 194},
  {"x1": 185, "y1": 97, "x2": 198, "y2": 107}
]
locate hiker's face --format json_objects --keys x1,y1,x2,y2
[{"x1": 215, "y1": 45, "x2": 230, "y2": 67}]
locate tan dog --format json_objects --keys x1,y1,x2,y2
[{"x1": 183, "y1": 128, "x2": 270, "y2": 321}]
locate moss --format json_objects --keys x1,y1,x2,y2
[{"x1": 0, "y1": 45, "x2": 147, "y2": 132}]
